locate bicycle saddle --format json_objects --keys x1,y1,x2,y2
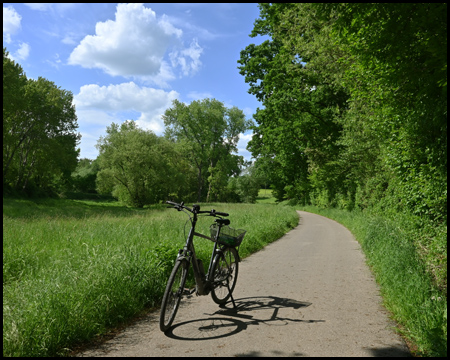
[{"x1": 215, "y1": 218, "x2": 230, "y2": 226}]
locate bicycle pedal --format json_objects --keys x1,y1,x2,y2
[{"x1": 183, "y1": 288, "x2": 195, "y2": 295}]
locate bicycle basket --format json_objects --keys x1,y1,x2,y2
[{"x1": 210, "y1": 224, "x2": 246, "y2": 247}]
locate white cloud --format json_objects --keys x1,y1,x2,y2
[
  {"x1": 62, "y1": 33, "x2": 78, "y2": 45},
  {"x1": 3, "y1": 6, "x2": 30, "y2": 62},
  {"x1": 45, "y1": 53, "x2": 62, "y2": 69},
  {"x1": 12, "y1": 42, "x2": 30, "y2": 61},
  {"x1": 75, "y1": 109, "x2": 121, "y2": 159},
  {"x1": 3, "y1": 6, "x2": 22, "y2": 44},
  {"x1": 68, "y1": 4, "x2": 176, "y2": 77},
  {"x1": 75, "y1": 82, "x2": 179, "y2": 158},
  {"x1": 187, "y1": 90, "x2": 214, "y2": 101},
  {"x1": 24, "y1": 3, "x2": 77, "y2": 12},
  {"x1": 135, "y1": 112, "x2": 165, "y2": 134},
  {"x1": 74, "y1": 82, "x2": 179, "y2": 134},
  {"x1": 75, "y1": 109, "x2": 119, "y2": 127},
  {"x1": 237, "y1": 131, "x2": 254, "y2": 161},
  {"x1": 24, "y1": 3, "x2": 53, "y2": 11},
  {"x1": 169, "y1": 39, "x2": 203, "y2": 77},
  {"x1": 77, "y1": 127, "x2": 108, "y2": 159},
  {"x1": 68, "y1": 3, "x2": 202, "y2": 85}
]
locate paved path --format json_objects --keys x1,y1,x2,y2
[{"x1": 77, "y1": 211, "x2": 410, "y2": 357}]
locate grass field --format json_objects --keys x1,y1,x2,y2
[
  {"x1": 4, "y1": 194, "x2": 446, "y2": 357},
  {"x1": 3, "y1": 197, "x2": 298, "y2": 357},
  {"x1": 256, "y1": 188, "x2": 277, "y2": 204}
]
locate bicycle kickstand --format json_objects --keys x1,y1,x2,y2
[{"x1": 225, "y1": 282, "x2": 237, "y2": 309}]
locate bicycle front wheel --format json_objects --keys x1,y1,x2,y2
[
  {"x1": 159, "y1": 259, "x2": 189, "y2": 332},
  {"x1": 210, "y1": 247, "x2": 239, "y2": 305}
]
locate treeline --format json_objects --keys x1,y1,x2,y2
[
  {"x1": 239, "y1": 3, "x2": 447, "y2": 223},
  {"x1": 3, "y1": 48, "x2": 80, "y2": 196},
  {"x1": 3, "y1": 47, "x2": 258, "y2": 205},
  {"x1": 74, "y1": 98, "x2": 257, "y2": 207},
  {"x1": 239, "y1": 4, "x2": 447, "y2": 295}
]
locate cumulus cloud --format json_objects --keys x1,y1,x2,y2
[
  {"x1": 68, "y1": 3, "x2": 202, "y2": 85},
  {"x1": 74, "y1": 82, "x2": 179, "y2": 134},
  {"x1": 11, "y1": 42, "x2": 30, "y2": 61},
  {"x1": 3, "y1": 6, "x2": 22, "y2": 44}
]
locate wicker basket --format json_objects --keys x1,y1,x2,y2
[{"x1": 210, "y1": 224, "x2": 246, "y2": 247}]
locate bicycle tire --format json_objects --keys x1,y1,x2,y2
[
  {"x1": 210, "y1": 247, "x2": 239, "y2": 305},
  {"x1": 159, "y1": 259, "x2": 189, "y2": 332}
]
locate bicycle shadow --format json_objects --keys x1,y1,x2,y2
[{"x1": 164, "y1": 296, "x2": 324, "y2": 341}]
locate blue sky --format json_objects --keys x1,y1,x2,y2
[{"x1": 3, "y1": 3, "x2": 268, "y2": 161}]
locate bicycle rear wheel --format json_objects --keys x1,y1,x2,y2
[
  {"x1": 210, "y1": 247, "x2": 239, "y2": 305},
  {"x1": 159, "y1": 259, "x2": 189, "y2": 332}
]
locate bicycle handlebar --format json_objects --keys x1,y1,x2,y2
[{"x1": 166, "y1": 201, "x2": 229, "y2": 217}]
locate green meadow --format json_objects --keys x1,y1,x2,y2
[
  {"x1": 255, "y1": 188, "x2": 277, "y2": 204},
  {"x1": 3, "y1": 194, "x2": 446, "y2": 357},
  {"x1": 3, "y1": 197, "x2": 298, "y2": 357}
]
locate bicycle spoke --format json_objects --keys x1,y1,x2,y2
[{"x1": 211, "y1": 247, "x2": 239, "y2": 305}]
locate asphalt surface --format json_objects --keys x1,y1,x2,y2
[{"x1": 76, "y1": 211, "x2": 410, "y2": 357}]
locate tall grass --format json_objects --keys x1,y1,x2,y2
[
  {"x1": 3, "y1": 199, "x2": 298, "y2": 357},
  {"x1": 298, "y1": 205, "x2": 447, "y2": 357},
  {"x1": 255, "y1": 189, "x2": 277, "y2": 204}
]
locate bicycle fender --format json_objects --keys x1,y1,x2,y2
[
  {"x1": 236, "y1": 250, "x2": 241, "y2": 262},
  {"x1": 222, "y1": 247, "x2": 241, "y2": 262}
]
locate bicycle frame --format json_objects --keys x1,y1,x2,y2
[
  {"x1": 160, "y1": 201, "x2": 241, "y2": 332},
  {"x1": 176, "y1": 207, "x2": 224, "y2": 296}
]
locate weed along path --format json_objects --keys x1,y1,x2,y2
[{"x1": 76, "y1": 211, "x2": 410, "y2": 357}]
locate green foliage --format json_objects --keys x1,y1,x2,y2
[
  {"x1": 71, "y1": 158, "x2": 100, "y2": 194},
  {"x1": 95, "y1": 121, "x2": 196, "y2": 207},
  {"x1": 240, "y1": 4, "x2": 447, "y2": 355},
  {"x1": 3, "y1": 198, "x2": 298, "y2": 357},
  {"x1": 328, "y1": 3, "x2": 448, "y2": 221},
  {"x1": 225, "y1": 163, "x2": 264, "y2": 203},
  {"x1": 239, "y1": 3, "x2": 446, "y2": 222},
  {"x1": 227, "y1": 174, "x2": 260, "y2": 204},
  {"x1": 3, "y1": 48, "x2": 80, "y2": 196},
  {"x1": 163, "y1": 98, "x2": 252, "y2": 202},
  {"x1": 239, "y1": 4, "x2": 348, "y2": 205}
]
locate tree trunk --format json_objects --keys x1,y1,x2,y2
[{"x1": 196, "y1": 166, "x2": 203, "y2": 202}]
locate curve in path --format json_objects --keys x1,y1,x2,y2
[{"x1": 77, "y1": 211, "x2": 410, "y2": 357}]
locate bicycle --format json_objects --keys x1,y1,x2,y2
[{"x1": 159, "y1": 201, "x2": 246, "y2": 332}]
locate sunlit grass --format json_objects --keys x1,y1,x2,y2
[
  {"x1": 3, "y1": 198, "x2": 298, "y2": 356},
  {"x1": 255, "y1": 188, "x2": 277, "y2": 204}
]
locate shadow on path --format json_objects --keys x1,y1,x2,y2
[{"x1": 165, "y1": 296, "x2": 324, "y2": 341}]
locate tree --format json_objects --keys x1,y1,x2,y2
[
  {"x1": 163, "y1": 98, "x2": 252, "y2": 202},
  {"x1": 321, "y1": 3, "x2": 447, "y2": 218},
  {"x1": 228, "y1": 164, "x2": 262, "y2": 203},
  {"x1": 3, "y1": 48, "x2": 27, "y2": 185},
  {"x1": 71, "y1": 158, "x2": 100, "y2": 193},
  {"x1": 240, "y1": 4, "x2": 446, "y2": 221},
  {"x1": 96, "y1": 121, "x2": 195, "y2": 207},
  {"x1": 238, "y1": 4, "x2": 348, "y2": 203},
  {"x1": 3, "y1": 48, "x2": 80, "y2": 195}
]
